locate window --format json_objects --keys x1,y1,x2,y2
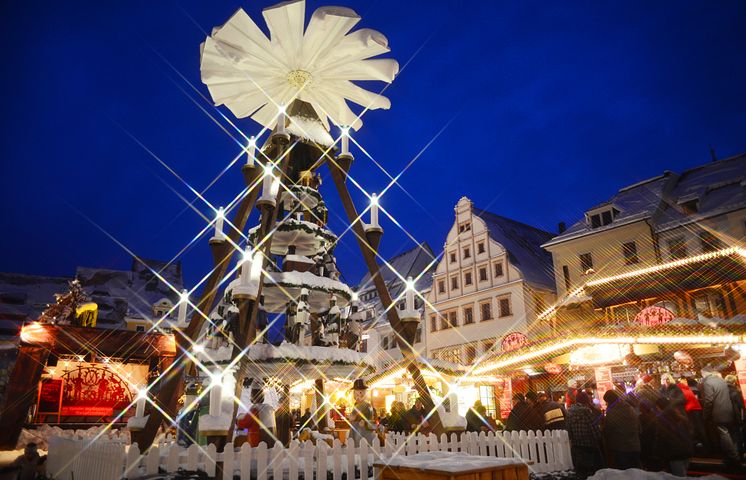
[
  {"x1": 450, "y1": 252, "x2": 457, "y2": 263},
  {"x1": 440, "y1": 313, "x2": 450, "y2": 330},
  {"x1": 700, "y1": 231, "x2": 724, "y2": 253},
  {"x1": 562, "y1": 265, "x2": 571, "y2": 290},
  {"x1": 465, "y1": 345, "x2": 476, "y2": 364},
  {"x1": 414, "y1": 326, "x2": 422, "y2": 344},
  {"x1": 477, "y1": 242, "x2": 485, "y2": 254},
  {"x1": 480, "y1": 301, "x2": 493, "y2": 321},
  {"x1": 463, "y1": 247, "x2": 471, "y2": 259},
  {"x1": 479, "y1": 385, "x2": 497, "y2": 418},
  {"x1": 464, "y1": 272, "x2": 473, "y2": 286},
  {"x1": 136, "y1": 325, "x2": 145, "y2": 332},
  {"x1": 361, "y1": 339, "x2": 368, "y2": 352},
  {"x1": 382, "y1": 336, "x2": 389, "y2": 349},
  {"x1": 430, "y1": 315, "x2": 438, "y2": 332},
  {"x1": 622, "y1": 241, "x2": 639, "y2": 265},
  {"x1": 448, "y1": 311, "x2": 458, "y2": 328},
  {"x1": 499, "y1": 297, "x2": 512, "y2": 317},
  {"x1": 451, "y1": 276, "x2": 459, "y2": 290},
  {"x1": 494, "y1": 262, "x2": 504, "y2": 277},
  {"x1": 479, "y1": 267, "x2": 488, "y2": 282},
  {"x1": 464, "y1": 306, "x2": 474, "y2": 325},
  {"x1": 668, "y1": 237, "x2": 687, "y2": 259},
  {"x1": 579, "y1": 253, "x2": 594, "y2": 273},
  {"x1": 438, "y1": 280, "x2": 445, "y2": 294},
  {"x1": 459, "y1": 222, "x2": 471, "y2": 233},
  {"x1": 588, "y1": 208, "x2": 618, "y2": 228}
]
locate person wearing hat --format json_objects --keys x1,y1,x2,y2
[{"x1": 349, "y1": 379, "x2": 375, "y2": 446}]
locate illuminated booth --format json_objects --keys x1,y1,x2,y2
[{"x1": 0, "y1": 323, "x2": 176, "y2": 449}]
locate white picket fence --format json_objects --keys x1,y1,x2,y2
[{"x1": 47, "y1": 430, "x2": 572, "y2": 479}]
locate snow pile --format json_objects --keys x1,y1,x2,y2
[
  {"x1": 287, "y1": 115, "x2": 334, "y2": 147},
  {"x1": 378, "y1": 451, "x2": 525, "y2": 473},
  {"x1": 588, "y1": 469, "x2": 726, "y2": 480},
  {"x1": 15, "y1": 425, "x2": 129, "y2": 450}
]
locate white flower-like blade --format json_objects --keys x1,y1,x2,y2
[{"x1": 200, "y1": 0, "x2": 398, "y2": 131}]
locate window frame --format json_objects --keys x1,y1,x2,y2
[
  {"x1": 494, "y1": 261, "x2": 504, "y2": 278},
  {"x1": 480, "y1": 301, "x2": 493, "y2": 321},
  {"x1": 464, "y1": 306, "x2": 474, "y2": 325},
  {"x1": 579, "y1": 252, "x2": 594, "y2": 273},
  {"x1": 464, "y1": 271, "x2": 473, "y2": 286},
  {"x1": 498, "y1": 297, "x2": 512, "y2": 317},
  {"x1": 622, "y1": 241, "x2": 639, "y2": 265},
  {"x1": 478, "y1": 267, "x2": 488, "y2": 282},
  {"x1": 450, "y1": 276, "x2": 459, "y2": 291}
]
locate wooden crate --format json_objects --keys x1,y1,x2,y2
[{"x1": 374, "y1": 462, "x2": 529, "y2": 480}]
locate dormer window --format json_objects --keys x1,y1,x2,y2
[
  {"x1": 678, "y1": 194, "x2": 699, "y2": 215},
  {"x1": 458, "y1": 222, "x2": 471, "y2": 233},
  {"x1": 586, "y1": 206, "x2": 619, "y2": 228}
]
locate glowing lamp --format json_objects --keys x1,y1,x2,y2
[
  {"x1": 340, "y1": 126, "x2": 350, "y2": 155},
  {"x1": 20, "y1": 323, "x2": 50, "y2": 344},
  {"x1": 136, "y1": 388, "x2": 148, "y2": 417},
  {"x1": 570, "y1": 344, "x2": 623, "y2": 366},
  {"x1": 246, "y1": 136, "x2": 256, "y2": 167},
  {"x1": 369, "y1": 193, "x2": 379, "y2": 228}
]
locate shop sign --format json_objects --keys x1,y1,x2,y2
[
  {"x1": 570, "y1": 344, "x2": 623, "y2": 366},
  {"x1": 734, "y1": 358, "x2": 746, "y2": 407},
  {"x1": 635, "y1": 306, "x2": 674, "y2": 327},
  {"x1": 501, "y1": 332, "x2": 528, "y2": 352},
  {"x1": 544, "y1": 363, "x2": 561, "y2": 375},
  {"x1": 594, "y1": 367, "x2": 614, "y2": 408},
  {"x1": 37, "y1": 378, "x2": 63, "y2": 415},
  {"x1": 53, "y1": 365, "x2": 133, "y2": 418},
  {"x1": 498, "y1": 377, "x2": 512, "y2": 420}
]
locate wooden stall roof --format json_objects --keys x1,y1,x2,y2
[{"x1": 20, "y1": 323, "x2": 176, "y2": 360}]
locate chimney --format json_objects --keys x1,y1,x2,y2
[{"x1": 558, "y1": 222, "x2": 566, "y2": 234}]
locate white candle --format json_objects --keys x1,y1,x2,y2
[
  {"x1": 247, "y1": 137, "x2": 256, "y2": 167},
  {"x1": 370, "y1": 193, "x2": 379, "y2": 228},
  {"x1": 178, "y1": 289, "x2": 188, "y2": 323},
  {"x1": 210, "y1": 375, "x2": 222, "y2": 416},
  {"x1": 136, "y1": 390, "x2": 146, "y2": 417},
  {"x1": 405, "y1": 277, "x2": 415, "y2": 311},
  {"x1": 215, "y1": 207, "x2": 225, "y2": 239},
  {"x1": 240, "y1": 248, "x2": 253, "y2": 286},
  {"x1": 341, "y1": 127, "x2": 349, "y2": 155},
  {"x1": 261, "y1": 171, "x2": 273, "y2": 198},
  {"x1": 277, "y1": 109, "x2": 286, "y2": 136}
]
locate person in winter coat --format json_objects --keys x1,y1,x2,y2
[
  {"x1": 525, "y1": 391, "x2": 548, "y2": 432},
  {"x1": 634, "y1": 381, "x2": 663, "y2": 470},
  {"x1": 566, "y1": 391, "x2": 604, "y2": 479},
  {"x1": 660, "y1": 373, "x2": 686, "y2": 413},
  {"x1": 725, "y1": 374, "x2": 745, "y2": 458},
  {"x1": 539, "y1": 392, "x2": 566, "y2": 430},
  {"x1": 701, "y1": 366, "x2": 740, "y2": 468},
  {"x1": 505, "y1": 393, "x2": 542, "y2": 432},
  {"x1": 655, "y1": 397, "x2": 694, "y2": 477},
  {"x1": 678, "y1": 377, "x2": 708, "y2": 454},
  {"x1": 602, "y1": 389, "x2": 641, "y2": 470},
  {"x1": 466, "y1": 400, "x2": 490, "y2": 432}
]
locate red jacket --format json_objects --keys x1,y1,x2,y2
[{"x1": 679, "y1": 383, "x2": 702, "y2": 412}]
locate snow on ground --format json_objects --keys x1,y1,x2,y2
[
  {"x1": 377, "y1": 451, "x2": 526, "y2": 473},
  {"x1": 588, "y1": 469, "x2": 726, "y2": 480}
]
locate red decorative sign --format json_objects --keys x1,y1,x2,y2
[
  {"x1": 544, "y1": 363, "x2": 562, "y2": 375},
  {"x1": 635, "y1": 306, "x2": 674, "y2": 327},
  {"x1": 38, "y1": 378, "x2": 63, "y2": 414},
  {"x1": 501, "y1": 332, "x2": 528, "y2": 352},
  {"x1": 57, "y1": 366, "x2": 133, "y2": 418},
  {"x1": 498, "y1": 377, "x2": 513, "y2": 420}
]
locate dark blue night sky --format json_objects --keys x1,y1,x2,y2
[{"x1": 1, "y1": 1, "x2": 745, "y2": 288}]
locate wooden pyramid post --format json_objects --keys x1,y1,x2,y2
[
  {"x1": 327, "y1": 154, "x2": 444, "y2": 437},
  {"x1": 136, "y1": 159, "x2": 264, "y2": 450}
]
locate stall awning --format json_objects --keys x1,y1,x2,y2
[{"x1": 585, "y1": 247, "x2": 746, "y2": 308}]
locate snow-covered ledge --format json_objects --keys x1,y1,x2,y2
[
  {"x1": 127, "y1": 414, "x2": 149, "y2": 431},
  {"x1": 198, "y1": 413, "x2": 232, "y2": 436}
]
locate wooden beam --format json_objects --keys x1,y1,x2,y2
[
  {"x1": 327, "y1": 157, "x2": 443, "y2": 436},
  {"x1": 138, "y1": 166, "x2": 263, "y2": 450},
  {"x1": 0, "y1": 345, "x2": 50, "y2": 449}
]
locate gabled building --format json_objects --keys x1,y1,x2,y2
[
  {"x1": 425, "y1": 197, "x2": 556, "y2": 365},
  {"x1": 355, "y1": 243, "x2": 435, "y2": 367},
  {"x1": 543, "y1": 152, "x2": 746, "y2": 329}
]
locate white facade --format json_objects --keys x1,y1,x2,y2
[{"x1": 425, "y1": 197, "x2": 556, "y2": 365}]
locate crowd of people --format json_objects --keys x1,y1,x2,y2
[{"x1": 497, "y1": 366, "x2": 746, "y2": 478}]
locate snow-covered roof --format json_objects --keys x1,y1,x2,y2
[
  {"x1": 543, "y1": 174, "x2": 671, "y2": 247},
  {"x1": 0, "y1": 259, "x2": 183, "y2": 330},
  {"x1": 472, "y1": 208, "x2": 555, "y2": 290},
  {"x1": 544, "y1": 152, "x2": 746, "y2": 246}
]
